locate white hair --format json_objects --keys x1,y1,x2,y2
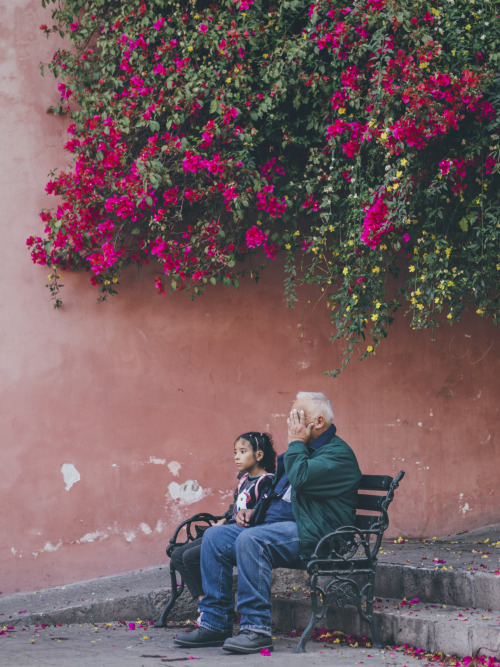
[{"x1": 296, "y1": 392, "x2": 334, "y2": 425}]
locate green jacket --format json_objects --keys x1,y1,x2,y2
[{"x1": 284, "y1": 431, "x2": 362, "y2": 559}]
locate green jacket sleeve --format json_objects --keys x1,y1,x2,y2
[{"x1": 284, "y1": 438, "x2": 360, "y2": 498}]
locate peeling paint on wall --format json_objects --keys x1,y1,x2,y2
[
  {"x1": 149, "y1": 456, "x2": 166, "y2": 465},
  {"x1": 459, "y1": 493, "x2": 473, "y2": 514},
  {"x1": 61, "y1": 464, "x2": 81, "y2": 491},
  {"x1": 168, "y1": 479, "x2": 206, "y2": 505},
  {"x1": 124, "y1": 531, "x2": 136, "y2": 542},
  {"x1": 140, "y1": 523, "x2": 152, "y2": 535},
  {"x1": 79, "y1": 531, "x2": 109, "y2": 544},
  {"x1": 168, "y1": 461, "x2": 182, "y2": 477},
  {"x1": 42, "y1": 541, "x2": 62, "y2": 553}
]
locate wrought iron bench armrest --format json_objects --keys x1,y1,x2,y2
[{"x1": 154, "y1": 512, "x2": 223, "y2": 628}]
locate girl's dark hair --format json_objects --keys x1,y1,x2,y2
[{"x1": 236, "y1": 432, "x2": 277, "y2": 473}]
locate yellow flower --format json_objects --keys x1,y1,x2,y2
[
  {"x1": 263, "y1": 53, "x2": 269, "y2": 59},
  {"x1": 380, "y1": 132, "x2": 388, "y2": 140},
  {"x1": 375, "y1": 301, "x2": 381, "y2": 309},
  {"x1": 372, "y1": 266, "x2": 380, "y2": 273},
  {"x1": 396, "y1": 170, "x2": 403, "y2": 178},
  {"x1": 342, "y1": 267, "x2": 349, "y2": 275},
  {"x1": 447, "y1": 313, "x2": 453, "y2": 319},
  {"x1": 400, "y1": 158, "x2": 408, "y2": 167},
  {"x1": 476, "y1": 308, "x2": 485, "y2": 315},
  {"x1": 338, "y1": 108, "x2": 346, "y2": 115},
  {"x1": 256, "y1": 220, "x2": 262, "y2": 226},
  {"x1": 328, "y1": 225, "x2": 335, "y2": 232},
  {"x1": 371, "y1": 313, "x2": 379, "y2": 321},
  {"x1": 348, "y1": 240, "x2": 354, "y2": 246},
  {"x1": 392, "y1": 183, "x2": 399, "y2": 190},
  {"x1": 367, "y1": 346, "x2": 374, "y2": 353},
  {"x1": 226, "y1": 77, "x2": 231, "y2": 83},
  {"x1": 112, "y1": 277, "x2": 118, "y2": 283},
  {"x1": 465, "y1": 24, "x2": 471, "y2": 30},
  {"x1": 293, "y1": 230, "x2": 300, "y2": 236},
  {"x1": 409, "y1": 265, "x2": 415, "y2": 272},
  {"x1": 285, "y1": 243, "x2": 291, "y2": 250},
  {"x1": 187, "y1": 46, "x2": 193, "y2": 52},
  {"x1": 452, "y1": 49, "x2": 456, "y2": 56}
]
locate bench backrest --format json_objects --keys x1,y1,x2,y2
[{"x1": 354, "y1": 470, "x2": 405, "y2": 550}]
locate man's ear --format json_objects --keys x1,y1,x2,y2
[{"x1": 315, "y1": 416, "x2": 325, "y2": 429}]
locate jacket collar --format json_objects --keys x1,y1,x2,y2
[{"x1": 310, "y1": 423, "x2": 337, "y2": 450}]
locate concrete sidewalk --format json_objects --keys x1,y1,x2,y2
[{"x1": 0, "y1": 622, "x2": 440, "y2": 667}]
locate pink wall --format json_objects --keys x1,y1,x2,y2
[{"x1": 1, "y1": 0, "x2": 498, "y2": 596}]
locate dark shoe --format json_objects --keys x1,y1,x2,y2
[
  {"x1": 174, "y1": 626, "x2": 232, "y2": 648},
  {"x1": 222, "y1": 629, "x2": 274, "y2": 654}
]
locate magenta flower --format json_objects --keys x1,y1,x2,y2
[
  {"x1": 246, "y1": 225, "x2": 267, "y2": 248},
  {"x1": 70, "y1": 22, "x2": 79, "y2": 31},
  {"x1": 199, "y1": 23, "x2": 208, "y2": 33}
]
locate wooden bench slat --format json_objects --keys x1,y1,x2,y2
[
  {"x1": 355, "y1": 514, "x2": 381, "y2": 530},
  {"x1": 356, "y1": 493, "x2": 386, "y2": 512},
  {"x1": 358, "y1": 474, "x2": 393, "y2": 491}
]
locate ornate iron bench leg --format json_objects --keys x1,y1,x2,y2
[
  {"x1": 364, "y1": 589, "x2": 381, "y2": 648},
  {"x1": 359, "y1": 577, "x2": 381, "y2": 648},
  {"x1": 292, "y1": 577, "x2": 323, "y2": 654},
  {"x1": 154, "y1": 562, "x2": 184, "y2": 628}
]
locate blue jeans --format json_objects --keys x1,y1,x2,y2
[{"x1": 198, "y1": 522, "x2": 300, "y2": 636}]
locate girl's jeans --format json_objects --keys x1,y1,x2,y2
[{"x1": 198, "y1": 522, "x2": 300, "y2": 636}]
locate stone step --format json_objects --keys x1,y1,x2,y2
[
  {"x1": 271, "y1": 592, "x2": 500, "y2": 658},
  {"x1": 375, "y1": 562, "x2": 500, "y2": 611},
  {"x1": 270, "y1": 561, "x2": 500, "y2": 612}
]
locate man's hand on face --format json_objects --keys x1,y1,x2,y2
[
  {"x1": 235, "y1": 508, "x2": 254, "y2": 527},
  {"x1": 287, "y1": 408, "x2": 314, "y2": 444}
]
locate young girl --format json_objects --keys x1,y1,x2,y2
[{"x1": 169, "y1": 432, "x2": 276, "y2": 606}]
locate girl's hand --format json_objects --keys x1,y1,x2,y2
[
  {"x1": 235, "y1": 508, "x2": 254, "y2": 527},
  {"x1": 214, "y1": 518, "x2": 227, "y2": 526},
  {"x1": 287, "y1": 408, "x2": 313, "y2": 444}
]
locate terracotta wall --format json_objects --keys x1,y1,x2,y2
[{"x1": 1, "y1": 0, "x2": 498, "y2": 595}]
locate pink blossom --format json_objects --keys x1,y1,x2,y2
[
  {"x1": 70, "y1": 22, "x2": 79, "y2": 31},
  {"x1": 246, "y1": 225, "x2": 267, "y2": 248},
  {"x1": 199, "y1": 23, "x2": 208, "y2": 33},
  {"x1": 361, "y1": 193, "x2": 391, "y2": 248},
  {"x1": 234, "y1": 0, "x2": 254, "y2": 9},
  {"x1": 264, "y1": 243, "x2": 279, "y2": 259}
]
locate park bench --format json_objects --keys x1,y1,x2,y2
[{"x1": 155, "y1": 469, "x2": 405, "y2": 653}]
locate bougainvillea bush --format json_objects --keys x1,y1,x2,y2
[{"x1": 29, "y1": 0, "x2": 500, "y2": 373}]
